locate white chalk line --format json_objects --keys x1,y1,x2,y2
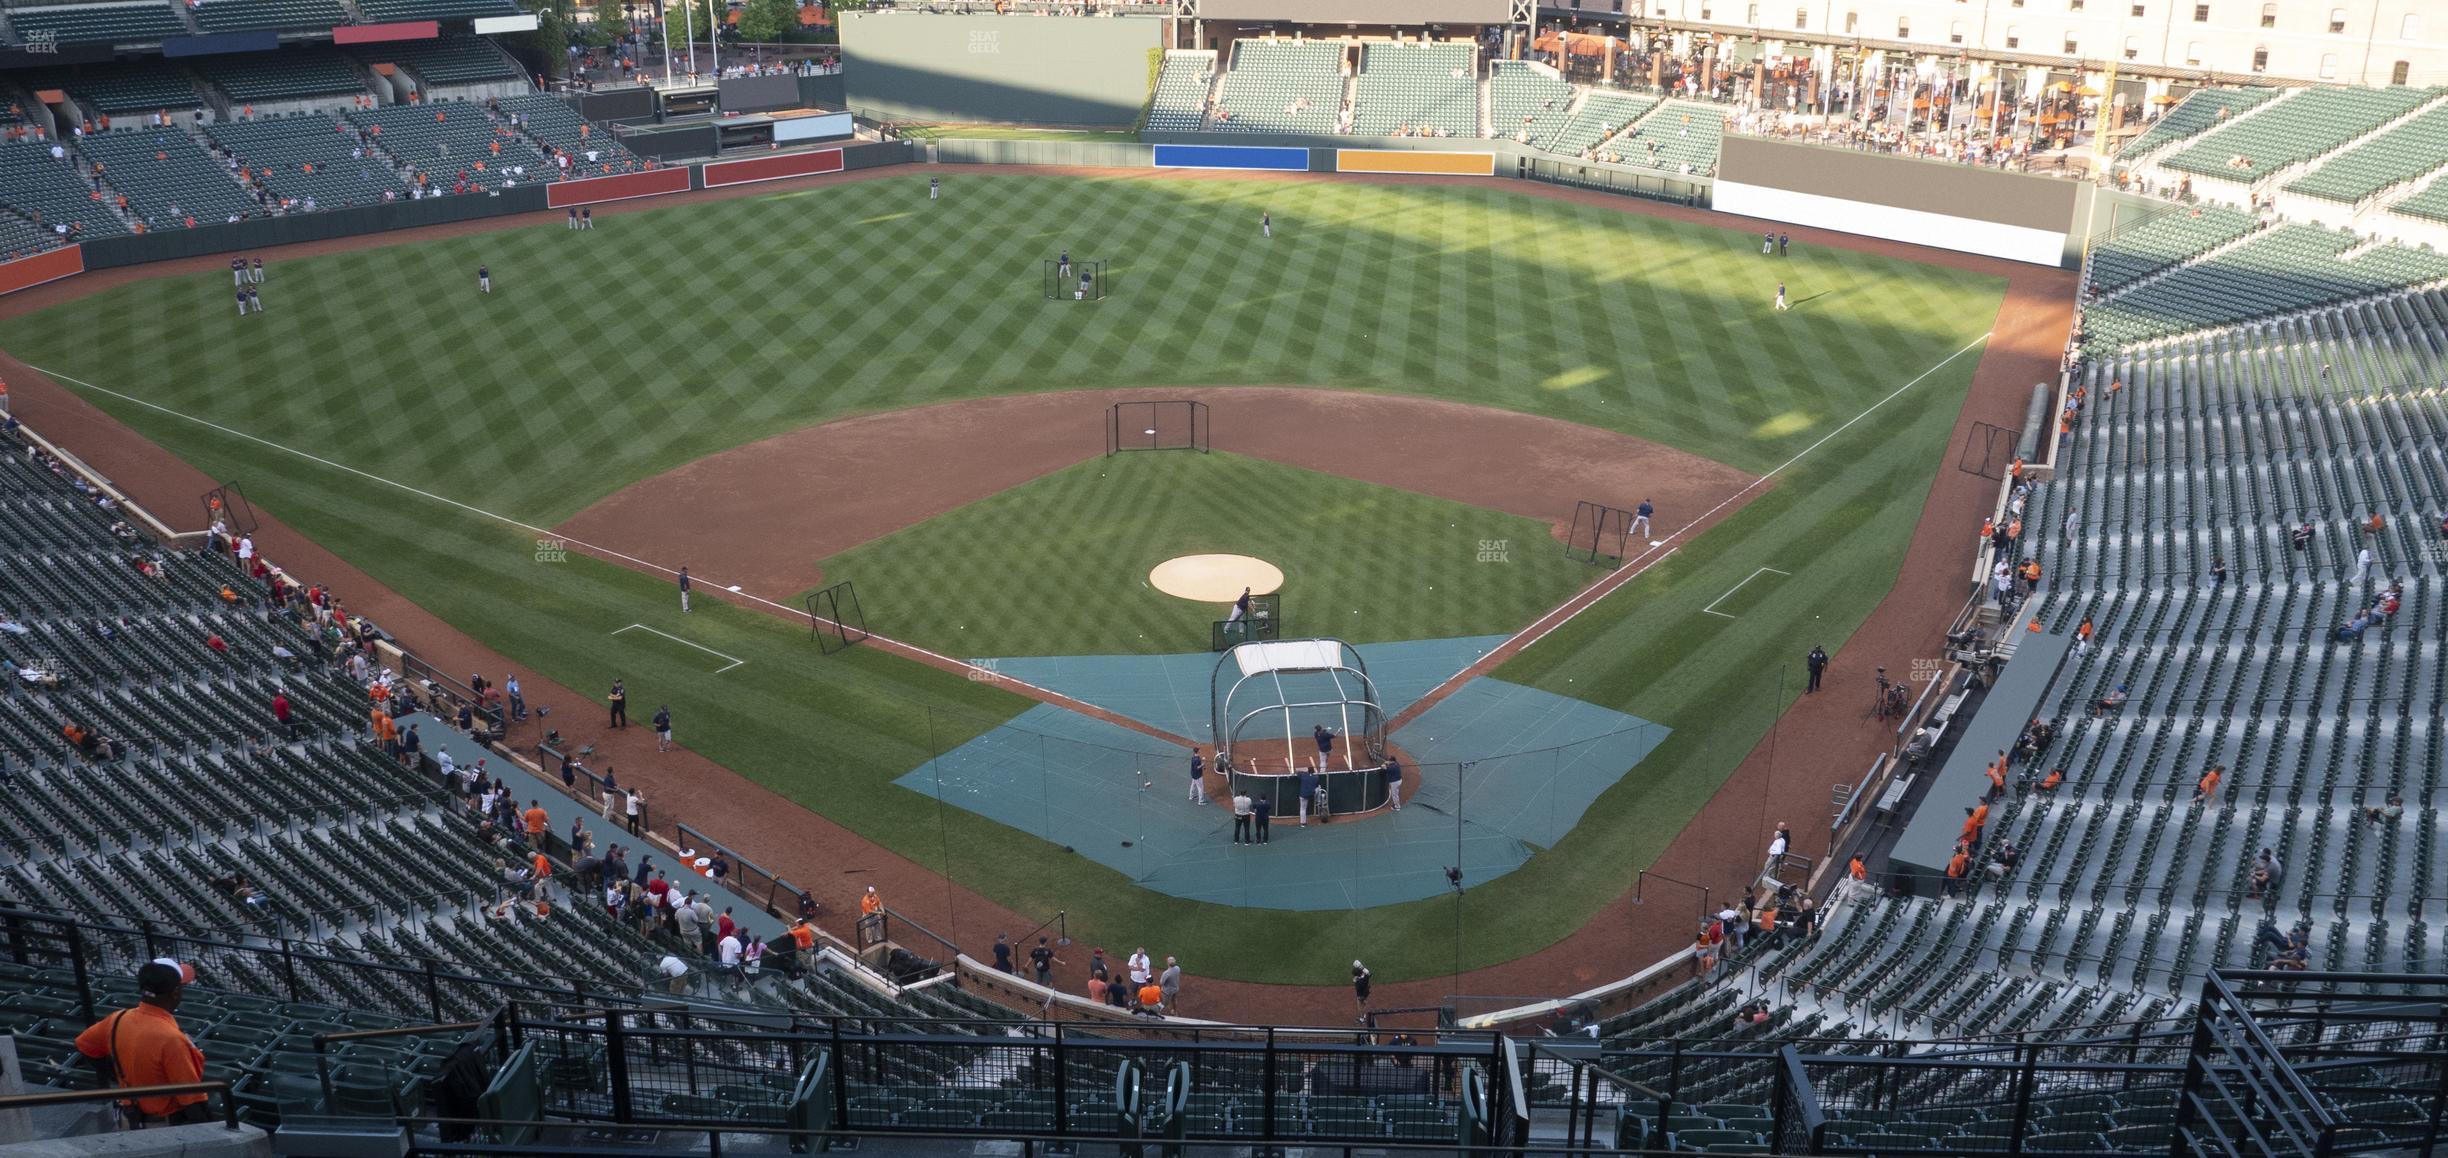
[
  {"x1": 1700, "y1": 566, "x2": 1794, "y2": 619},
  {"x1": 1392, "y1": 329, "x2": 1994, "y2": 721},
  {"x1": 612, "y1": 623, "x2": 744, "y2": 673},
  {"x1": 26, "y1": 364, "x2": 1110, "y2": 716}
]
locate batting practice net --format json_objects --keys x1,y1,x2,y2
[
  {"x1": 1564, "y1": 500, "x2": 1634, "y2": 567},
  {"x1": 806, "y1": 580, "x2": 869, "y2": 654},
  {"x1": 1044, "y1": 258, "x2": 1107, "y2": 302},
  {"x1": 1107, "y1": 400, "x2": 1210, "y2": 456},
  {"x1": 202, "y1": 482, "x2": 260, "y2": 536},
  {"x1": 1209, "y1": 591, "x2": 1281, "y2": 652}
]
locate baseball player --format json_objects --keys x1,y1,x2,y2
[{"x1": 478, "y1": 265, "x2": 491, "y2": 293}]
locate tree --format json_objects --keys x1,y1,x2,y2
[
  {"x1": 589, "y1": 0, "x2": 628, "y2": 45},
  {"x1": 664, "y1": 0, "x2": 698, "y2": 44},
  {"x1": 734, "y1": 0, "x2": 791, "y2": 44}
]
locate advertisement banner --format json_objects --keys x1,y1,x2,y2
[
  {"x1": 701, "y1": 148, "x2": 844, "y2": 188},
  {"x1": 544, "y1": 166, "x2": 692, "y2": 208},
  {"x1": 0, "y1": 246, "x2": 84, "y2": 298},
  {"x1": 1335, "y1": 149, "x2": 1496, "y2": 176},
  {"x1": 1150, "y1": 144, "x2": 1308, "y2": 172}
]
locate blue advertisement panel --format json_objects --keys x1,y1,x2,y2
[{"x1": 1150, "y1": 144, "x2": 1309, "y2": 172}]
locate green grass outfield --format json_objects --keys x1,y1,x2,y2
[
  {"x1": 818, "y1": 452, "x2": 1590, "y2": 657},
  {"x1": 0, "y1": 173, "x2": 2003, "y2": 983}
]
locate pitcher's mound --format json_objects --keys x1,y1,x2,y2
[{"x1": 1149, "y1": 555, "x2": 1284, "y2": 603}]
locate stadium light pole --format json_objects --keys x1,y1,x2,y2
[
  {"x1": 660, "y1": 5, "x2": 672, "y2": 85},
  {"x1": 681, "y1": 0, "x2": 695, "y2": 79},
  {"x1": 706, "y1": 0, "x2": 719, "y2": 78}
]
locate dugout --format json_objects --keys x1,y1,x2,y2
[
  {"x1": 1211, "y1": 638, "x2": 1391, "y2": 817},
  {"x1": 715, "y1": 115, "x2": 778, "y2": 151}
]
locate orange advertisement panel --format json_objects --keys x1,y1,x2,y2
[
  {"x1": 1333, "y1": 150, "x2": 1496, "y2": 176},
  {"x1": 0, "y1": 245, "x2": 84, "y2": 298}
]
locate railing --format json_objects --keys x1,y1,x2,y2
[
  {"x1": 671, "y1": 821, "x2": 807, "y2": 923},
  {"x1": 0, "y1": 905, "x2": 666, "y2": 1026},
  {"x1": 0, "y1": 1081, "x2": 244, "y2": 1133},
  {"x1": 507, "y1": 1008, "x2": 1509, "y2": 1145},
  {"x1": 397, "y1": 652, "x2": 508, "y2": 738}
]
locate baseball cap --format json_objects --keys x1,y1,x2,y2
[{"x1": 138, "y1": 958, "x2": 196, "y2": 997}]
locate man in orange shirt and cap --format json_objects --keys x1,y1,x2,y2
[{"x1": 76, "y1": 959, "x2": 210, "y2": 1126}]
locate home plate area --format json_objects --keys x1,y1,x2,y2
[{"x1": 893, "y1": 635, "x2": 1667, "y2": 910}]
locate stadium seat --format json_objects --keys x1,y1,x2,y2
[
  {"x1": 1210, "y1": 38, "x2": 1344, "y2": 135},
  {"x1": 1145, "y1": 50, "x2": 1215, "y2": 132},
  {"x1": 1349, "y1": 41, "x2": 1477, "y2": 138}
]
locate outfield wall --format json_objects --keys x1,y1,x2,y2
[
  {"x1": 80, "y1": 187, "x2": 549, "y2": 270},
  {"x1": 938, "y1": 134, "x2": 1711, "y2": 206},
  {"x1": 1715, "y1": 137, "x2": 2082, "y2": 268},
  {"x1": 840, "y1": 11, "x2": 1163, "y2": 128},
  {"x1": 703, "y1": 147, "x2": 845, "y2": 188},
  {"x1": 20, "y1": 140, "x2": 912, "y2": 281},
  {"x1": 0, "y1": 246, "x2": 86, "y2": 295}
]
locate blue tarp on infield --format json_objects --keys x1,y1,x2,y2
[
  {"x1": 894, "y1": 656, "x2": 1668, "y2": 910},
  {"x1": 1395, "y1": 677, "x2": 1673, "y2": 850},
  {"x1": 971, "y1": 635, "x2": 1508, "y2": 744}
]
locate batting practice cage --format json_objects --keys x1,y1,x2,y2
[
  {"x1": 1106, "y1": 400, "x2": 1210, "y2": 456},
  {"x1": 806, "y1": 580, "x2": 869, "y2": 655},
  {"x1": 1044, "y1": 258, "x2": 1107, "y2": 302},
  {"x1": 202, "y1": 482, "x2": 260, "y2": 536},
  {"x1": 1564, "y1": 499, "x2": 1635, "y2": 567},
  {"x1": 1211, "y1": 638, "x2": 1394, "y2": 816},
  {"x1": 1210, "y1": 591, "x2": 1281, "y2": 652}
]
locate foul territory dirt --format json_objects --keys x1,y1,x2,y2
[{"x1": 0, "y1": 163, "x2": 2073, "y2": 1027}]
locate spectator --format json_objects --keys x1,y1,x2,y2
[
  {"x1": 2091, "y1": 683, "x2": 2130, "y2": 717},
  {"x1": 74, "y1": 960, "x2": 211, "y2": 1126},
  {"x1": 1159, "y1": 956, "x2": 1181, "y2": 1012},
  {"x1": 1029, "y1": 937, "x2": 1057, "y2": 985},
  {"x1": 2248, "y1": 848, "x2": 2282, "y2": 900},
  {"x1": 2363, "y1": 796, "x2": 2405, "y2": 827}
]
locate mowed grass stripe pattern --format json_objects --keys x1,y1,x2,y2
[
  {"x1": 8, "y1": 175, "x2": 1996, "y2": 524},
  {"x1": 0, "y1": 175, "x2": 2005, "y2": 983},
  {"x1": 819, "y1": 452, "x2": 1591, "y2": 658}
]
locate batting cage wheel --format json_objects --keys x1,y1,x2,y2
[{"x1": 1044, "y1": 259, "x2": 1107, "y2": 302}]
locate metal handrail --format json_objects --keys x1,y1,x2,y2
[{"x1": 0, "y1": 1081, "x2": 242, "y2": 1132}]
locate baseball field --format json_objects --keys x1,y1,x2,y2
[{"x1": 0, "y1": 170, "x2": 2005, "y2": 984}]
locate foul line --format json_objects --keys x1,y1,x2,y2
[
  {"x1": 1388, "y1": 330, "x2": 1992, "y2": 728},
  {"x1": 1700, "y1": 567, "x2": 1793, "y2": 619},
  {"x1": 23, "y1": 364, "x2": 1194, "y2": 743},
  {"x1": 612, "y1": 624, "x2": 745, "y2": 674}
]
